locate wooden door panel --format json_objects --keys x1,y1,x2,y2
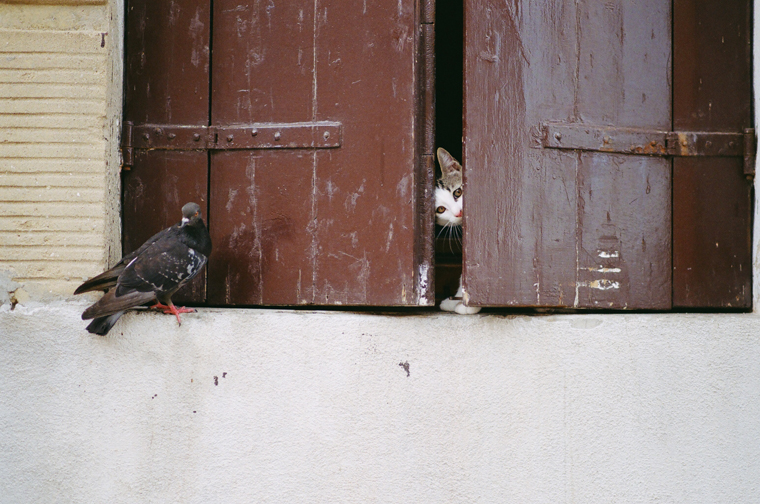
[
  {"x1": 208, "y1": 0, "x2": 317, "y2": 305},
  {"x1": 463, "y1": 1, "x2": 576, "y2": 306},
  {"x1": 124, "y1": 0, "x2": 210, "y2": 125},
  {"x1": 311, "y1": 0, "x2": 420, "y2": 305},
  {"x1": 672, "y1": 0, "x2": 753, "y2": 308},
  {"x1": 674, "y1": 158, "x2": 752, "y2": 308},
  {"x1": 208, "y1": 0, "x2": 426, "y2": 306},
  {"x1": 573, "y1": 2, "x2": 671, "y2": 309},
  {"x1": 208, "y1": 150, "x2": 315, "y2": 305},
  {"x1": 211, "y1": 0, "x2": 315, "y2": 124},
  {"x1": 576, "y1": 154, "x2": 671, "y2": 308},
  {"x1": 123, "y1": 0, "x2": 211, "y2": 303},
  {"x1": 464, "y1": 0, "x2": 672, "y2": 308}
]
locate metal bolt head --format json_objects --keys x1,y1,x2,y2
[
  {"x1": 168, "y1": 133, "x2": 176, "y2": 140},
  {"x1": 323, "y1": 131, "x2": 330, "y2": 140},
  {"x1": 227, "y1": 135, "x2": 234, "y2": 143},
  {"x1": 274, "y1": 132, "x2": 281, "y2": 141},
  {"x1": 553, "y1": 132, "x2": 562, "y2": 141},
  {"x1": 251, "y1": 128, "x2": 258, "y2": 136},
  {"x1": 603, "y1": 135, "x2": 611, "y2": 143},
  {"x1": 154, "y1": 127, "x2": 162, "y2": 135},
  {"x1": 142, "y1": 133, "x2": 150, "y2": 140},
  {"x1": 193, "y1": 133, "x2": 201, "y2": 142}
]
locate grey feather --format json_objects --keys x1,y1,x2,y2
[{"x1": 86, "y1": 312, "x2": 125, "y2": 336}]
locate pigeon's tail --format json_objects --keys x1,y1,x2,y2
[
  {"x1": 82, "y1": 289, "x2": 155, "y2": 320},
  {"x1": 86, "y1": 311, "x2": 124, "y2": 335}
]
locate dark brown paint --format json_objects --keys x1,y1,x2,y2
[{"x1": 672, "y1": 0, "x2": 753, "y2": 308}]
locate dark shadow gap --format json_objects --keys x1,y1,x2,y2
[{"x1": 434, "y1": 0, "x2": 465, "y2": 304}]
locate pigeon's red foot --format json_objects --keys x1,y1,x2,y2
[{"x1": 150, "y1": 303, "x2": 196, "y2": 325}]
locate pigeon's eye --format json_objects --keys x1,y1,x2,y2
[
  {"x1": 453, "y1": 188, "x2": 462, "y2": 199},
  {"x1": 436, "y1": 206, "x2": 446, "y2": 214}
]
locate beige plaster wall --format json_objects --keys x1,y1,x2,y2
[{"x1": 0, "y1": 0, "x2": 121, "y2": 301}]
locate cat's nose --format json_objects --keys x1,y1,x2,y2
[{"x1": 455, "y1": 210, "x2": 462, "y2": 218}]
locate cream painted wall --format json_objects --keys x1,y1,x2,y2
[{"x1": 0, "y1": 0, "x2": 759, "y2": 502}]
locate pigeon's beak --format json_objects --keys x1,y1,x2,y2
[{"x1": 181, "y1": 217, "x2": 189, "y2": 226}]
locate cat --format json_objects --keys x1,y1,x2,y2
[{"x1": 435, "y1": 147, "x2": 481, "y2": 315}]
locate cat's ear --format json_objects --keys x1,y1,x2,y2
[{"x1": 437, "y1": 147, "x2": 462, "y2": 175}]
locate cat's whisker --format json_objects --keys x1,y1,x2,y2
[
  {"x1": 453, "y1": 226, "x2": 463, "y2": 246},
  {"x1": 446, "y1": 223, "x2": 459, "y2": 254},
  {"x1": 436, "y1": 225, "x2": 448, "y2": 240}
]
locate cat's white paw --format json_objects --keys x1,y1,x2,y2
[
  {"x1": 439, "y1": 297, "x2": 481, "y2": 315},
  {"x1": 454, "y1": 302, "x2": 481, "y2": 315},
  {"x1": 439, "y1": 297, "x2": 459, "y2": 312}
]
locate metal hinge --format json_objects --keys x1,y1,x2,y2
[
  {"x1": 541, "y1": 123, "x2": 756, "y2": 179},
  {"x1": 121, "y1": 121, "x2": 342, "y2": 170}
]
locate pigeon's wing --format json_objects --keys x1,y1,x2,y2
[
  {"x1": 74, "y1": 224, "x2": 181, "y2": 295},
  {"x1": 81, "y1": 288, "x2": 156, "y2": 320},
  {"x1": 115, "y1": 237, "x2": 208, "y2": 298}
]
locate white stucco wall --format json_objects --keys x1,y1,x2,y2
[{"x1": 2, "y1": 306, "x2": 760, "y2": 503}]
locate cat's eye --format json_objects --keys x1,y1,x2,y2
[
  {"x1": 436, "y1": 206, "x2": 446, "y2": 214},
  {"x1": 453, "y1": 188, "x2": 462, "y2": 199}
]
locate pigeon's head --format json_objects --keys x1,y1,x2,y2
[{"x1": 181, "y1": 202, "x2": 202, "y2": 226}]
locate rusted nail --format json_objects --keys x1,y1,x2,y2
[
  {"x1": 705, "y1": 140, "x2": 712, "y2": 148},
  {"x1": 603, "y1": 135, "x2": 611, "y2": 144},
  {"x1": 154, "y1": 127, "x2": 162, "y2": 135},
  {"x1": 323, "y1": 131, "x2": 330, "y2": 140},
  {"x1": 167, "y1": 133, "x2": 176, "y2": 140},
  {"x1": 274, "y1": 132, "x2": 281, "y2": 141},
  {"x1": 142, "y1": 133, "x2": 150, "y2": 140},
  {"x1": 193, "y1": 133, "x2": 201, "y2": 142},
  {"x1": 681, "y1": 139, "x2": 688, "y2": 147},
  {"x1": 226, "y1": 135, "x2": 234, "y2": 143},
  {"x1": 729, "y1": 141, "x2": 736, "y2": 148},
  {"x1": 251, "y1": 128, "x2": 258, "y2": 136}
]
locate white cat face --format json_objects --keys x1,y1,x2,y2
[
  {"x1": 435, "y1": 186, "x2": 462, "y2": 226},
  {"x1": 435, "y1": 147, "x2": 464, "y2": 228}
]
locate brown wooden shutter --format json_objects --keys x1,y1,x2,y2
[
  {"x1": 122, "y1": 0, "x2": 212, "y2": 304},
  {"x1": 672, "y1": 0, "x2": 753, "y2": 308},
  {"x1": 122, "y1": 0, "x2": 434, "y2": 307},
  {"x1": 463, "y1": 0, "x2": 753, "y2": 310}
]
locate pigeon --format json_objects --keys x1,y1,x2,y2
[{"x1": 75, "y1": 202, "x2": 212, "y2": 335}]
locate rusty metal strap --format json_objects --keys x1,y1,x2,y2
[
  {"x1": 667, "y1": 131, "x2": 747, "y2": 157},
  {"x1": 122, "y1": 121, "x2": 342, "y2": 166},
  {"x1": 541, "y1": 123, "x2": 754, "y2": 158},
  {"x1": 214, "y1": 122, "x2": 341, "y2": 150}
]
